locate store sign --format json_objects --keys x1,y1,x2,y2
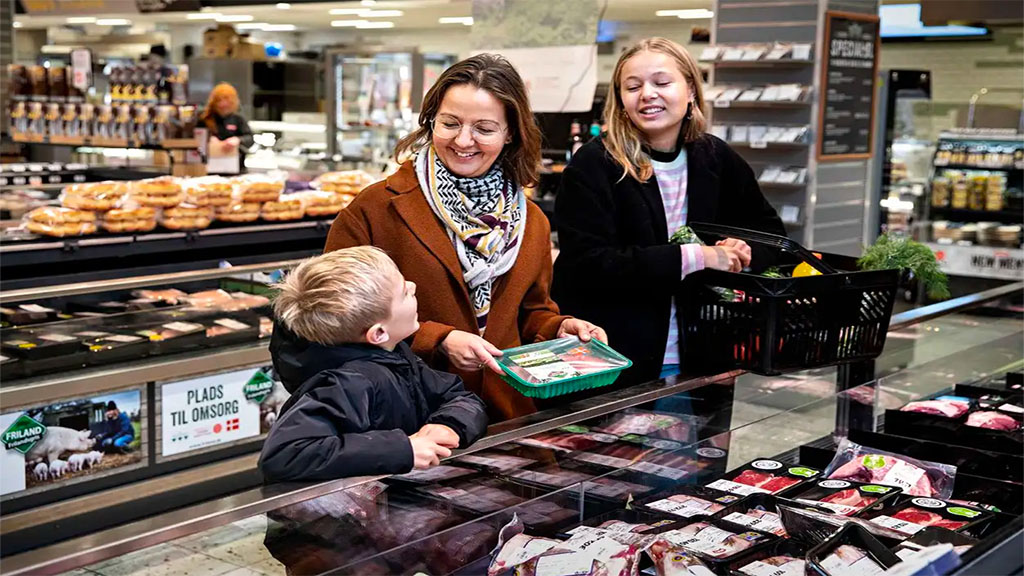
[
  {"x1": 474, "y1": 45, "x2": 598, "y2": 113},
  {"x1": 928, "y1": 243, "x2": 1024, "y2": 281},
  {"x1": 70, "y1": 49, "x2": 92, "y2": 93},
  {"x1": 818, "y1": 11, "x2": 880, "y2": 161},
  {"x1": 21, "y1": 0, "x2": 139, "y2": 15},
  {"x1": 1, "y1": 389, "x2": 143, "y2": 497}
]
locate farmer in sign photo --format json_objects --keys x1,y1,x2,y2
[{"x1": 95, "y1": 401, "x2": 134, "y2": 453}]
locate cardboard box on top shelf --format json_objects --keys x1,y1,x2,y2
[
  {"x1": 203, "y1": 24, "x2": 239, "y2": 58},
  {"x1": 231, "y1": 40, "x2": 266, "y2": 61}
]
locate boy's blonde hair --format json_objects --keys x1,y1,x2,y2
[
  {"x1": 273, "y1": 246, "x2": 399, "y2": 346},
  {"x1": 604, "y1": 37, "x2": 709, "y2": 183}
]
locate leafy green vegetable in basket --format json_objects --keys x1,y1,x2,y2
[
  {"x1": 670, "y1": 225, "x2": 704, "y2": 246},
  {"x1": 761, "y1": 267, "x2": 783, "y2": 278},
  {"x1": 858, "y1": 234, "x2": 949, "y2": 300}
]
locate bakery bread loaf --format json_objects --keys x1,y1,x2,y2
[
  {"x1": 289, "y1": 190, "x2": 345, "y2": 217},
  {"x1": 215, "y1": 202, "x2": 261, "y2": 223},
  {"x1": 101, "y1": 207, "x2": 156, "y2": 233},
  {"x1": 235, "y1": 177, "x2": 284, "y2": 203},
  {"x1": 132, "y1": 176, "x2": 184, "y2": 208},
  {"x1": 261, "y1": 198, "x2": 304, "y2": 221},
  {"x1": 184, "y1": 176, "x2": 233, "y2": 207},
  {"x1": 62, "y1": 181, "x2": 127, "y2": 211},
  {"x1": 25, "y1": 207, "x2": 97, "y2": 236},
  {"x1": 161, "y1": 204, "x2": 213, "y2": 230}
]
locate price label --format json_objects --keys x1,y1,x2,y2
[
  {"x1": 714, "y1": 99, "x2": 731, "y2": 108},
  {"x1": 750, "y1": 141, "x2": 767, "y2": 149}
]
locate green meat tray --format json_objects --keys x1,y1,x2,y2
[{"x1": 497, "y1": 336, "x2": 633, "y2": 399}]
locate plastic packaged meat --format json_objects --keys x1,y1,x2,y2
[
  {"x1": 790, "y1": 479, "x2": 900, "y2": 517},
  {"x1": 507, "y1": 464, "x2": 593, "y2": 489},
  {"x1": 392, "y1": 464, "x2": 476, "y2": 484},
  {"x1": 737, "y1": 555, "x2": 805, "y2": 576},
  {"x1": 488, "y1": 517, "x2": 642, "y2": 576},
  {"x1": 517, "y1": 427, "x2": 617, "y2": 452},
  {"x1": 454, "y1": 451, "x2": 537, "y2": 472},
  {"x1": 645, "y1": 541, "x2": 716, "y2": 576},
  {"x1": 498, "y1": 336, "x2": 630, "y2": 386},
  {"x1": 819, "y1": 544, "x2": 884, "y2": 576},
  {"x1": 645, "y1": 487, "x2": 741, "y2": 519},
  {"x1": 825, "y1": 438, "x2": 956, "y2": 498},
  {"x1": 657, "y1": 521, "x2": 770, "y2": 560},
  {"x1": 596, "y1": 410, "x2": 693, "y2": 442},
  {"x1": 722, "y1": 507, "x2": 787, "y2": 537},
  {"x1": 900, "y1": 399, "x2": 970, "y2": 418},
  {"x1": 706, "y1": 459, "x2": 820, "y2": 496},
  {"x1": 965, "y1": 410, "x2": 1019, "y2": 431},
  {"x1": 865, "y1": 497, "x2": 990, "y2": 536}
]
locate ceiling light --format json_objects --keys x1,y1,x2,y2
[
  {"x1": 236, "y1": 22, "x2": 266, "y2": 30},
  {"x1": 361, "y1": 0, "x2": 377, "y2": 5},
  {"x1": 356, "y1": 21, "x2": 394, "y2": 29},
  {"x1": 263, "y1": 24, "x2": 296, "y2": 31},
  {"x1": 361, "y1": 9, "x2": 402, "y2": 17},
  {"x1": 332, "y1": 19, "x2": 368, "y2": 27},
  {"x1": 13, "y1": 21, "x2": 22, "y2": 28},
  {"x1": 96, "y1": 18, "x2": 132, "y2": 26},
  {"x1": 329, "y1": 8, "x2": 364, "y2": 15},
  {"x1": 216, "y1": 15, "x2": 255, "y2": 23},
  {"x1": 655, "y1": 9, "x2": 714, "y2": 19},
  {"x1": 186, "y1": 12, "x2": 221, "y2": 20},
  {"x1": 276, "y1": 2, "x2": 291, "y2": 8},
  {"x1": 66, "y1": 16, "x2": 96, "y2": 24},
  {"x1": 439, "y1": 16, "x2": 473, "y2": 25}
]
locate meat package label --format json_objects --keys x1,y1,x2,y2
[
  {"x1": 503, "y1": 537, "x2": 559, "y2": 567},
  {"x1": 457, "y1": 454, "x2": 535, "y2": 471},
  {"x1": 572, "y1": 452, "x2": 634, "y2": 469},
  {"x1": 724, "y1": 511, "x2": 784, "y2": 535},
  {"x1": 865, "y1": 457, "x2": 925, "y2": 493},
  {"x1": 533, "y1": 551, "x2": 593, "y2": 576},
  {"x1": 797, "y1": 499, "x2": 860, "y2": 517},
  {"x1": 707, "y1": 478, "x2": 770, "y2": 496},
  {"x1": 508, "y1": 350, "x2": 582, "y2": 384},
  {"x1": 740, "y1": 559, "x2": 804, "y2": 576},
  {"x1": 648, "y1": 497, "x2": 717, "y2": 517},
  {"x1": 820, "y1": 551, "x2": 885, "y2": 576},
  {"x1": 662, "y1": 525, "x2": 762, "y2": 558},
  {"x1": 632, "y1": 460, "x2": 688, "y2": 480}
]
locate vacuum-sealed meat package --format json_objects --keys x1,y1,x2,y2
[
  {"x1": 900, "y1": 399, "x2": 971, "y2": 418},
  {"x1": 863, "y1": 497, "x2": 991, "y2": 537},
  {"x1": 645, "y1": 486, "x2": 743, "y2": 519},
  {"x1": 824, "y1": 438, "x2": 956, "y2": 499},
  {"x1": 705, "y1": 459, "x2": 820, "y2": 497},
  {"x1": 789, "y1": 479, "x2": 901, "y2": 517}
]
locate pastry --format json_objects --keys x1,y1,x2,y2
[
  {"x1": 184, "y1": 176, "x2": 233, "y2": 207},
  {"x1": 261, "y1": 198, "x2": 304, "y2": 221},
  {"x1": 290, "y1": 190, "x2": 345, "y2": 217},
  {"x1": 25, "y1": 207, "x2": 96, "y2": 236},
  {"x1": 132, "y1": 176, "x2": 184, "y2": 207},
  {"x1": 161, "y1": 204, "x2": 213, "y2": 230},
  {"x1": 62, "y1": 181, "x2": 127, "y2": 211},
  {"x1": 235, "y1": 177, "x2": 284, "y2": 203},
  {"x1": 215, "y1": 202, "x2": 261, "y2": 223},
  {"x1": 102, "y1": 207, "x2": 156, "y2": 233},
  {"x1": 317, "y1": 170, "x2": 374, "y2": 196}
]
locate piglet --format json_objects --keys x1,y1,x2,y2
[
  {"x1": 86, "y1": 450, "x2": 103, "y2": 468},
  {"x1": 49, "y1": 459, "x2": 68, "y2": 478},
  {"x1": 32, "y1": 462, "x2": 49, "y2": 481},
  {"x1": 68, "y1": 453, "x2": 88, "y2": 472}
]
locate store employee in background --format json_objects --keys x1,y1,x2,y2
[
  {"x1": 201, "y1": 82, "x2": 253, "y2": 174},
  {"x1": 553, "y1": 37, "x2": 786, "y2": 386},
  {"x1": 322, "y1": 54, "x2": 605, "y2": 421}
]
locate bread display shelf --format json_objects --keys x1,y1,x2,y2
[{"x1": 9, "y1": 135, "x2": 200, "y2": 150}]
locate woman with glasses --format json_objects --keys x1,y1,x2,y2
[{"x1": 321, "y1": 54, "x2": 606, "y2": 421}]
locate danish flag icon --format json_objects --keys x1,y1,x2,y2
[{"x1": 226, "y1": 418, "x2": 240, "y2": 431}]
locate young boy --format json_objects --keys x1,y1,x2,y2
[{"x1": 258, "y1": 246, "x2": 489, "y2": 482}]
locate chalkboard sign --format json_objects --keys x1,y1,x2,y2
[{"x1": 817, "y1": 11, "x2": 880, "y2": 161}]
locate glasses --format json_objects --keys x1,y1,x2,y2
[{"x1": 431, "y1": 116, "x2": 507, "y2": 145}]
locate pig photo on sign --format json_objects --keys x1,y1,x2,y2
[
  {"x1": 260, "y1": 380, "x2": 290, "y2": 434},
  {"x1": 25, "y1": 427, "x2": 94, "y2": 464}
]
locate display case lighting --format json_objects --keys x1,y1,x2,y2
[
  {"x1": 361, "y1": 10, "x2": 403, "y2": 17},
  {"x1": 361, "y1": 0, "x2": 377, "y2": 5},
  {"x1": 276, "y1": 3, "x2": 291, "y2": 9},
  {"x1": 216, "y1": 15, "x2": 255, "y2": 23},
  {"x1": 356, "y1": 21, "x2": 395, "y2": 29},
  {"x1": 13, "y1": 21, "x2": 22, "y2": 28},
  {"x1": 186, "y1": 12, "x2": 221, "y2": 20},
  {"x1": 439, "y1": 17, "x2": 473, "y2": 25},
  {"x1": 96, "y1": 18, "x2": 132, "y2": 26},
  {"x1": 329, "y1": 8, "x2": 364, "y2": 15},
  {"x1": 66, "y1": 17, "x2": 97, "y2": 24},
  {"x1": 655, "y1": 9, "x2": 714, "y2": 19},
  {"x1": 331, "y1": 19, "x2": 367, "y2": 27}
]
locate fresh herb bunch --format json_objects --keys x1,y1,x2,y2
[
  {"x1": 858, "y1": 234, "x2": 950, "y2": 300},
  {"x1": 761, "y1": 267, "x2": 783, "y2": 278}
]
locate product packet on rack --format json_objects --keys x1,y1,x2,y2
[
  {"x1": 788, "y1": 479, "x2": 903, "y2": 517},
  {"x1": 806, "y1": 524, "x2": 901, "y2": 576},
  {"x1": 776, "y1": 503, "x2": 906, "y2": 549},
  {"x1": 860, "y1": 497, "x2": 993, "y2": 538},
  {"x1": 892, "y1": 526, "x2": 977, "y2": 561},
  {"x1": 647, "y1": 518, "x2": 779, "y2": 570},
  {"x1": 705, "y1": 458, "x2": 821, "y2": 497},
  {"x1": 824, "y1": 438, "x2": 956, "y2": 499},
  {"x1": 644, "y1": 485, "x2": 745, "y2": 520}
]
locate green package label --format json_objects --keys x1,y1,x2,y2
[
  {"x1": 947, "y1": 507, "x2": 982, "y2": 518},
  {"x1": 243, "y1": 371, "x2": 275, "y2": 403},
  {"x1": 2, "y1": 414, "x2": 46, "y2": 454},
  {"x1": 861, "y1": 485, "x2": 892, "y2": 494},
  {"x1": 862, "y1": 455, "x2": 887, "y2": 470},
  {"x1": 560, "y1": 425, "x2": 588, "y2": 434},
  {"x1": 788, "y1": 466, "x2": 820, "y2": 478}
]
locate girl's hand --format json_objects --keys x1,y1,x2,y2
[
  {"x1": 557, "y1": 318, "x2": 608, "y2": 344},
  {"x1": 439, "y1": 330, "x2": 504, "y2": 374},
  {"x1": 715, "y1": 238, "x2": 751, "y2": 268}
]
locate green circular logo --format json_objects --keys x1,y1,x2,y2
[
  {"x1": 861, "y1": 485, "x2": 891, "y2": 494},
  {"x1": 862, "y1": 455, "x2": 887, "y2": 469},
  {"x1": 947, "y1": 507, "x2": 981, "y2": 518},
  {"x1": 789, "y1": 466, "x2": 820, "y2": 478}
]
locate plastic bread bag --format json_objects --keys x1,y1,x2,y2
[
  {"x1": 130, "y1": 176, "x2": 184, "y2": 208},
  {"x1": 261, "y1": 196, "x2": 304, "y2": 221},
  {"x1": 23, "y1": 206, "x2": 97, "y2": 237},
  {"x1": 824, "y1": 438, "x2": 956, "y2": 499},
  {"x1": 101, "y1": 206, "x2": 157, "y2": 233},
  {"x1": 60, "y1": 181, "x2": 128, "y2": 211},
  {"x1": 232, "y1": 171, "x2": 286, "y2": 204},
  {"x1": 160, "y1": 203, "x2": 213, "y2": 230},
  {"x1": 182, "y1": 176, "x2": 234, "y2": 207},
  {"x1": 288, "y1": 190, "x2": 347, "y2": 217}
]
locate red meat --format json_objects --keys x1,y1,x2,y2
[
  {"x1": 901, "y1": 400, "x2": 971, "y2": 418},
  {"x1": 892, "y1": 508, "x2": 943, "y2": 525},
  {"x1": 965, "y1": 411, "x2": 1019, "y2": 431},
  {"x1": 734, "y1": 469, "x2": 772, "y2": 487},
  {"x1": 819, "y1": 489, "x2": 877, "y2": 514},
  {"x1": 933, "y1": 518, "x2": 968, "y2": 531},
  {"x1": 829, "y1": 455, "x2": 937, "y2": 497},
  {"x1": 760, "y1": 476, "x2": 800, "y2": 493}
]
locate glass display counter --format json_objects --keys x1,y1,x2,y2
[{"x1": 3, "y1": 284, "x2": 1019, "y2": 576}]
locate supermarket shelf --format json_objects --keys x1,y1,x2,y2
[
  {"x1": 727, "y1": 141, "x2": 810, "y2": 151},
  {"x1": 930, "y1": 207, "x2": 1024, "y2": 224},
  {"x1": 926, "y1": 242, "x2": 1024, "y2": 281},
  {"x1": 933, "y1": 162, "x2": 1023, "y2": 172},
  {"x1": 712, "y1": 100, "x2": 811, "y2": 109},
  {"x1": 704, "y1": 59, "x2": 813, "y2": 68},
  {"x1": 10, "y1": 135, "x2": 200, "y2": 150}
]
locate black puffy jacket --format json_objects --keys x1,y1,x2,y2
[{"x1": 259, "y1": 324, "x2": 489, "y2": 482}]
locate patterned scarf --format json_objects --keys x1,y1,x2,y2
[{"x1": 416, "y1": 146, "x2": 526, "y2": 333}]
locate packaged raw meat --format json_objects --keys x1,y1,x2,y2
[
  {"x1": 570, "y1": 438, "x2": 652, "y2": 470},
  {"x1": 713, "y1": 494, "x2": 787, "y2": 537},
  {"x1": 863, "y1": 497, "x2": 991, "y2": 537},
  {"x1": 497, "y1": 336, "x2": 631, "y2": 396},
  {"x1": 595, "y1": 410, "x2": 696, "y2": 442},
  {"x1": 705, "y1": 459, "x2": 820, "y2": 497},
  {"x1": 516, "y1": 426, "x2": 618, "y2": 452},
  {"x1": 512, "y1": 499, "x2": 578, "y2": 531},
  {"x1": 655, "y1": 520, "x2": 774, "y2": 561},
  {"x1": 775, "y1": 502, "x2": 907, "y2": 546},
  {"x1": 581, "y1": 476, "x2": 655, "y2": 501},
  {"x1": 900, "y1": 399, "x2": 971, "y2": 418},
  {"x1": 965, "y1": 410, "x2": 1019, "y2": 431},
  {"x1": 488, "y1": 515, "x2": 644, "y2": 576},
  {"x1": 892, "y1": 526, "x2": 978, "y2": 561},
  {"x1": 1, "y1": 330, "x2": 83, "y2": 360},
  {"x1": 391, "y1": 464, "x2": 477, "y2": 485},
  {"x1": 132, "y1": 288, "x2": 187, "y2": 304},
  {"x1": 645, "y1": 486, "x2": 742, "y2": 519},
  {"x1": 789, "y1": 479, "x2": 901, "y2": 517},
  {"x1": 806, "y1": 524, "x2": 900, "y2": 576},
  {"x1": 506, "y1": 463, "x2": 594, "y2": 489},
  {"x1": 454, "y1": 451, "x2": 538, "y2": 472},
  {"x1": 824, "y1": 438, "x2": 956, "y2": 499},
  {"x1": 736, "y1": 554, "x2": 805, "y2": 576},
  {"x1": 645, "y1": 541, "x2": 717, "y2": 576},
  {"x1": 183, "y1": 289, "x2": 235, "y2": 308}
]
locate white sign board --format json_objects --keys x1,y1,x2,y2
[
  {"x1": 70, "y1": 49, "x2": 92, "y2": 92},
  {"x1": 927, "y1": 243, "x2": 1024, "y2": 281},
  {"x1": 474, "y1": 45, "x2": 598, "y2": 113},
  {"x1": 161, "y1": 370, "x2": 262, "y2": 457}
]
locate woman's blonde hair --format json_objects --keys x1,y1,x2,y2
[
  {"x1": 200, "y1": 82, "x2": 240, "y2": 132},
  {"x1": 394, "y1": 53, "x2": 542, "y2": 188},
  {"x1": 604, "y1": 37, "x2": 708, "y2": 182},
  {"x1": 273, "y1": 246, "x2": 400, "y2": 346}
]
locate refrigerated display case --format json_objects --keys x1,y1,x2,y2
[{"x1": 4, "y1": 283, "x2": 1020, "y2": 575}]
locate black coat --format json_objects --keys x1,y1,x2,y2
[
  {"x1": 552, "y1": 134, "x2": 786, "y2": 385},
  {"x1": 258, "y1": 325, "x2": 489, "y2": 482}
]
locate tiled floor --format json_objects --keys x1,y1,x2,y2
[{"x1": 62, "y1": 311, "x2": 1022, "y2": 576}]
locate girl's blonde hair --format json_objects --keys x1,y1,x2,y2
[{"x1": 603, "y1": 37, "x2": 708, "y2": 182}]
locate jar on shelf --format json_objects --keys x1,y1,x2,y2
[
  {"x1": 968, "y1": 173, "x2": 988, "y2": 211},
  {"x1": 931, "y1": 177, "x2": 950, "y2": 207},
  {"x1": 986, "y1": 173, "x2": 1006, "y2": 211}
]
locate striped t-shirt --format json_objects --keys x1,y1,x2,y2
[{"x1": 650, "y1": 148, "x2": 705, "y2": 367}]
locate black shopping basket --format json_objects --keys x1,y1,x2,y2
[{"x1": 679, "y1": 223, "x2": 900, "y2": 376}]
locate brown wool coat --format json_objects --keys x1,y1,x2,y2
[{"x1": 324, "y1": 160, "x2": 570, "y2": 421}]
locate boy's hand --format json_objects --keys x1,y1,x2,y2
[
  {"x1": 408, "y1": 435, "x2": 452, "y2": 469},
  {"x1": 414, "y1": 423, "x2": 460, "y2": 448}
]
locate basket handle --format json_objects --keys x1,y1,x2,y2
[{"x1": 688, "y1": 222, "x2": 839, "y2": 275}]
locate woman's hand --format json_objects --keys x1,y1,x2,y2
[
  {"x1": 557, "y1": 318, "x2": 608, "y2": 344},
  {"x1": 701, "y1": 245, "x2": 744, "y2": 272},
  {"x1": 715, "y1": 238, "x2": 752, "y2": 268},
  {"x1": 223, "y1": 136, "x2": 241, "y2": 149},
  {"x1": 439, "y1": 330, "x2": 504, "y2": 374}
]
